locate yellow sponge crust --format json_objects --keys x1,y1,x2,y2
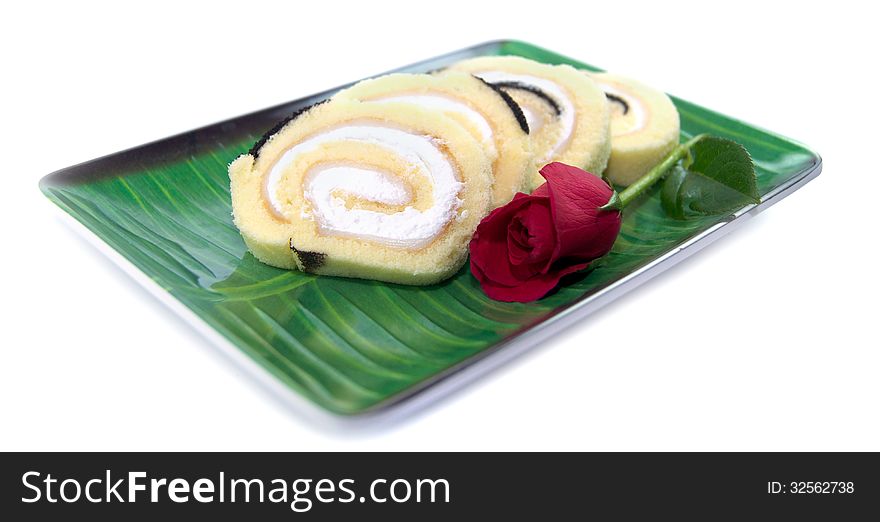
[
  {"x1": 229, "y1": 99, "x2": 492, "y2": 285},
  {"x1": 591, "y1": 72, "x2": 681, "y2": 186},
  {"x1": 451, "y1": 56, "x2": 611, "y2": 191},
  {"x1": 334, "y1": 72, "x2": 533, "y2": 207}
]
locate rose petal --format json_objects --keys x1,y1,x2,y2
[
  {"x1": 537, "y1": 162, "x2": 622, "y2": 265},
  {"x1": 506, "y1": 199, "x2": 555, "y2": 281},
  {"x1": 506, "y1": 215, "x2": 533, "y2": 265},
  {"x1": 469, "y1": 194, "x2": 544, "y2": 287},
  {"x1": 471, "y1": 258, "x2": 590, "y2": 303},
  {"x1": 516, "y1": 200, "x2": 556, "y2": 264}
]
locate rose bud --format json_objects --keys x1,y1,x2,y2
[{"x1": 469, "y1": 162, "x2": 622, "y2": 302}]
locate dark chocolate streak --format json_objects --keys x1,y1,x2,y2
[
  {"x1": 474, "y1": 76, "x2": 529, "y2": 134},
  {"x1": 491, "y1": 81, "x2": 561, "y2": 116},
  {"x1": 289, "y1": 239, "x2": 327, "y2": 272},
  {"x1": 605, "y1": 92, "x2": 629, "y2": 115},
  {"x1": 248, "y1": 99, "x2": 330, "y2": 159}
]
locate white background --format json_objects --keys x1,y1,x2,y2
[{"x1": 2, "y1": 1, "x2": 877, "y2": 451}]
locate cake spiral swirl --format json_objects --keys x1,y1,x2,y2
[{"x1": 229, "y1": 98, "x2": 492, "y2": 285}]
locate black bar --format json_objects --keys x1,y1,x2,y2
[{"x1": 2, "y1": 453, "x2": 876, "y2": 519}]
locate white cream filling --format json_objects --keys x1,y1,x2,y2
[
  {"x1": 308, "y1": 165, "x2": 411, "y2": 206},
  {"x1": 371, "y1": 94, "x2": 496, "y2": 157},
  {"x1": 475, "y1": 71, "x2": 575, "y2": 162},
  {"x1": 517, "y1": 106, "x2": 545, "y2": 134},
  {"x1": 265, "y1": 125, "x2": 462, "y2": 249},
  {"x1": 597, "y1": 82, "x2": 647, "y2": 136}
]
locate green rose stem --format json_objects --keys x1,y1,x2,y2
[{"x1": 603, "y1": 134, "x2": 707, "y2": 211}]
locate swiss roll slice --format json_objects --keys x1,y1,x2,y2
[
  {"x1": 334, "y1": 72, "x2": 533, "y2": 208},
  {"x1": 590, "y1": 72, "x2": 681, "y2": 186},
  {"x1": 451, "y1": 56, "x2": 611, "y2": 190},
  {"x1": 228, "y1": 99, "x2": 493, "y2": 285}
]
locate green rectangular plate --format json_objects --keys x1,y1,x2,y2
[{"x1": 40, "y1": 40, "x2": 821, "y2": 417}]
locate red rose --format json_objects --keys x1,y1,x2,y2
[{"x1": 469, "y1": 162, "x2": 622, "y2": 302}]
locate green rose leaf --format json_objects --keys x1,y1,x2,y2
[{"x1": 661, "y1": 136, "x2": 760, "y2": 219}]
